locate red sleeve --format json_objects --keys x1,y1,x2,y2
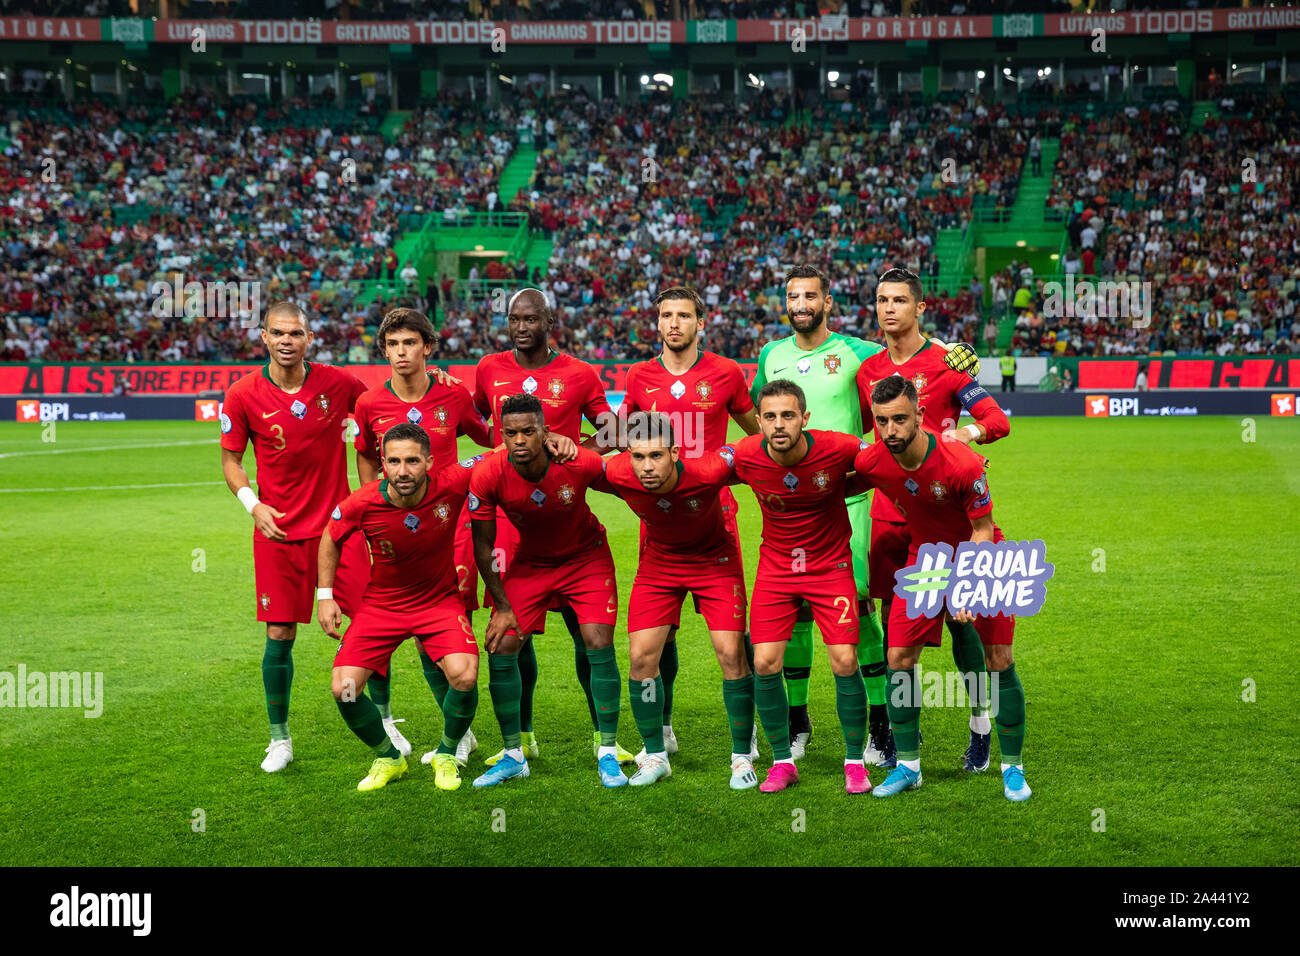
[
  {"x1": 352, "y1": 390, "x2": 377, "y2": 454},
  {"x1": 855, "y1": 365, "x2": 873, "y2": 426},
  {"x1": 837, "y1": 430, "x2": 867, "y2": 469},
  {"x1": 590, "y1": 452, "x2": 626, "y2": 496},
  {"x1": 219, "y1": 381, "x2": 250, "y2": 453},
  {"x1": 473, "y1": 361, "x2": 492, "y2": 421},
  {"x1": 620, "y1": 367, "x2": 643, "y2": 417},
  {"x1": 436, "y1": 456, "x2": 481, "y2": 499},
  {"x1": 344, "y1": 371, "x2": 367, "y2": 413},
  {"x1": 326, "y1": 487, "x2": 368, "y2": 544},
  {"x1": 852, "y1": 443, "x2": 882, "y2": 490},
  {"x1": 727, "y1": 361, "x2": 754, "y2": 415},
  {"x1": 581, "y1": 365, "x2": 612, "y2": 425},
  {"x1": 699, "y1": 451, "x2": 742, "y2": 488},
  {"x1": 954, "y1": 375, "x2": 1010, "y2": 444},
  {"x1": 454, "y1": 385, "x2": 493, "y2": 449},
  {"x1": 956, "y1": 451, "x2": 993, "y2": 521},
  {"x1": 467, "y1": 455, "x2": 500, "y2": 519},
  {"x1": 575, "y1": 447, "x2": 607, "y2": 487}
]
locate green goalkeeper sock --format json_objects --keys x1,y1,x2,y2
[
  {"x1": 629, "y1": 676, "x2": 665, "y2": 753},
  {"x1": 949, "y1": 620, "x2": 990, "y2": 719},
  {"x1": 995, "y1": 665, "x2": 1026, "y2": 765},
  {"x1": 886, "y1": 666, "x2": 921, "y2": 762},
  {"x1": 436, "y1": 686, "x2": 478, "y2": 754},
  {"x1": 487, "y1": 653, "x2": 522, "y2": 750},
  {"x1": 336, "y1": 693, "x2": 400, "y2": 758},
  {"x1": 262, "y1": 637, "x2": 294, "y2": 740},
  {"x1": 417, "y1": 644, "x2": 450, "y2": 711},
  {"x1": 368, "y1": 672, "x2": 392, "y2": 721},
  {"x1": 660, "y1": 638, "x2": 679, "y2": 724},
  {"x1": 722, "y1": 674, "x2": 756, "y2": 756},
  {"x1": 516, "y1": 638, "x2": 537, "y2": 734},
  {"x1": 755, "y1": 671, "x2": 792, "y2": 761},
  {"x1": 586, "y1": 646, "x2": 622, "y2": 746},
  {"x1": 834, "y1": 672, "x2": 868, "y2": 761},
  {"x1": 784, "y1": 619, "x2": 814, "y2": 709},
  {"x1": 857, "y1": 608, "x2": 887, "y2": 706}
]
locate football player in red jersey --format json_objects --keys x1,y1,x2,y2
[
  {"x1": 619, "y1": 287, "x2": 759, "y2": 759},
  {"x1": 317, "y1": 424, "x2": 486, "y2": 793},
  {"x1": 467, "y1": 394, "x2": 627, "y2": 789},
  {"x1": 473, "y1": 288, "x2": 635, "y2": 766},
  {"x1": 853, "y1": 375, "x2": 1030, "y2": 802},
  {"x1": 592, "y1": 411, "x2": 758, "y2": 790},
  {"x1": 719, "y1": 380, "x2": 873, "y2": 795},
  {"x1": 857, "y1": 268, "x2": 1011, "y2": 773},
  {"x1": 353, "y1": 308, "x2": 493, "y2": 769},
  {"x1": 220, "y1": 301, "x2": 371, "y2": 773}
]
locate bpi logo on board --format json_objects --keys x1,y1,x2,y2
[
  {"x1": 1085, "y1": 395, "x2": 1139, "y2": 417},
  {"x1": 194, "y1": 399, "x2": 220, "y2": 422},
  {"x1": 1271, "y1": 394, "x2": 1295, "y2": 417},
  {"x1": 15, "y1": 400, "x2": 70, "y2": 422}
]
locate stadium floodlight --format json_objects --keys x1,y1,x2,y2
[
  {"x1": 653, "y1": 73, "x2": 673, "y2": 86},
  {"x1": 827, "y1": 71, "x2": 840, "y2": 83},
  {"x1": 1003, "y1": 68, "x2": 1013, "y2": 77},
  {"x1": 1044, "y1": 66, "x2": 1052, "y2": 75},
  {"x1": 640, "y1": 74, "x2": 650, "y2": 85},
  {"x1": 977, "y1": 70, "x2": 986, "y2": 79}
]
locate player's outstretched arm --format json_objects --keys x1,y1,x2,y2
[
  {"x1": 582, "y1": 410, "x2": 621, "y2": 452},
  {"x1": 969, "y1": 512, "x2": 996, "y2": 545},
  {"x1": 471, "y1": 518, "x2": 517, "y2": 651},
  {"x1": 732, "y1": 407, "x2": 760, "y2": 436},
  {"x1": 315, "y1": 532, "x2": 344, "y2": 639},
  {"x1": 221, "y1": 448, "x2": 286, "y2": 541}
]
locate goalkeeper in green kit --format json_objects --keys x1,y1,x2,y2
[{"x1": 751, "y1": 266, "x2": 980, "y2": 762}]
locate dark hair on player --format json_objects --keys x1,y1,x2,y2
[
  {"x1": 654, "y1": 286, "x2": 705, "y2": 320},
  {"x1": 377, "y1": 308, "x2": 437, "y2": 350},
  {"x1": 876, "y1": 267, "x2": 924, "y2": 304},
  {"x1": 784, "y1": 264, "x2": 830, "y2": 296},
  {"x1": 262, "y1": 299, "x2": 308, "y2": 329},
  {"x1": 870, "y1": 374, "x2": 919, "y2": 408},
  {"x1": 757, "y1": 379, "x2": 807, "y2": 414},
  {"x1": 625, "y1": 410, "x2": 677, "y2": 448},
  {"x1": 500, "y1": 393, "x2": 545, "y2": 427},
  {"x1": 381, "y1": 422, "x2": 431, "y2": 456}
]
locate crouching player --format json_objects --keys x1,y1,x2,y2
[
  {"x1": 854, "y1": 375, "x2": 1030, "y2": 801},
  {"x1": 317, "y1": 423, "x2": 483, "y2": 792},
  {"x1": 593, "y1": 411, "x2": 758, "y2": 790}
]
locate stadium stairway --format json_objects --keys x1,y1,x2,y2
[
  {"x1": 1190, "y1": 101, "x2": 1218, "y2": 129},
  {"x1": 380, "y1": 110, "x2": 411, "y2": 143},
  {"x1": 496, "y1": 144, "x2": 538, "y2": 207},
  {"x1": 1007, "y1": 138, "x2": 1059, "y2": 230},
  {"x1": 933, "y1": 227, "x2": 967, "y2": 296}
]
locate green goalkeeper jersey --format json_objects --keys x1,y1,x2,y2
[{"x1": 751, "y1": 331, "x2": 885, "y2": 503}]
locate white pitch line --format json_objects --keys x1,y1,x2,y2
[
  {"x1": 0, "y1": 438, "x2": 219, "y2": 459},
  {"x1": 0, "y1": 480, "x2": 227, "y2": 493}
]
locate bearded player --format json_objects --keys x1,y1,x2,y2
[
  {"x1": 468, "y1": 394, "x2": 626, "y2": 789},
  {"x1": 855, "y1": 376, "x2": 1030, "y2": 802},
  {"x1": 858, "y1": 268, "x2": 1010, "y2": 773},
  {"x1": 592, "y1": 411, "x2": 758, "y2": 790},
  {"x1": 220, "y1": 301, "x2": 371, "y2": 773},
  {"x1": 473, "y1": 288, "x2": 633, "y2": 766},
  {"x1": 620, "y1": 287, "x2": 759, "y2": 758},
  {"x1": 317, "y1": 425, "x2": 485, "y2": 792},
  {"x1": 721, "y1": 380, "x2": 872, "y2": 794}
]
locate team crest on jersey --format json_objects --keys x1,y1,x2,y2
[
  {"x1": 435, "y1": 502, "x2": 451, "y2": 522},
  {"x1": 824, "y1": 355, "x2": 841, "y2": 375},
  {"x1": 783, "y1": 472, "x2": 799, "y2": 491},
  {"x1": 796, "y1": 357, "x2": 812, "y2": 376},
  {"x1": 670, "y1": 380, "x2": 686, "y2": 399},
  {"x1": 656, "y1": 498, "x2": 672, "y2": 512},
  {"x1": 434, "y1": 406, "x2": 449, "y2": 425},
  {"x1": 522, "y1": 376, "x2": 538, "y2": 395},
  {"x1": 695, "y1": 380, "x2": 712, "y2": 399},
  {"x1": 530, "y1": 489, "x2": 547, "y2": 507},
  {"x1": 929, "y1": 481, "x2": 946, "y2": 500},
  {"x1": 406, "y1": 407, "x2": 423, "y2": 425},
  {"x1": 904, "y1": 478, "x2": 919, "y2": 495},
  {"x1": 260, "y1": 593, "x2": 271, "y2": 610},
  {"x1": 913, "y1": 373, "x2": 928, "y2": 392},
  {"x1": 331, "y1": 506, "x2": 342, "y2": 520},
  {"x1": 813, "y1": 470, "x2": 830, "y2": 490},
  {"x1": 547, "y1": 379, "x2": 565, "y2": 398},
  {"x1": 557, "y1": 484, "x2": 575, "y2": 504},
  {"x1": 290, "y1": 400, "x2": 307, "y2": 419},
  {"x1": 404, "y1": 513, "x2": 421, "y2": 532},
  {"x1": 316, "y1": 394, "x2": 330, "y2": 414}
]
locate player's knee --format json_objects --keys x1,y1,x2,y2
[
  {"x1": 985, "y1": 645, "x2": 1013, "y2": 671},
  {"x1": 629, "y1": 647, "x2": 658, "y2": 678},
  {"x1": 266, "y1": 623, "x2": 296, "y2": 642},
  {"x1": 331, "y1": 674, "x2": 359, "y2": 701},
  {"x1": 715, "y1": 645, "x2": 743, "y2": 675}
]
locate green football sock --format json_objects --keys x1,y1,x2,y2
[
  {"x1": 587, "y1": 646, "x2": 622, "y2": 746},
  {"x1": 629, "y1": 676, "x2": 665, "y2": 753},
  {"x1": 784, "y1": 619, "x2": 814, "y2": 709},
  {"x1": 995, "y1": 665, "x2": 1026, "y2": 765},
  {"x1": 562, "y1": 608, "x2": 600, "y2": 731},
  {"x1": 949, "y1": 620, "x2": 990, "y2": 717},
  {"x1": 857, "y1": 608, "x2": 887, "y2": 706},
  {"x1": 756, "y1": 671, "x2": 792, "y2": 761},
  {"x1": 886, "y1": 666, "x2": 922, "y2": 762},
  {"x1": 436, "y1": 686, "x2": 479, "y2": 754},
  {"x1": 516, "y1": 638, "x2": 537, "y2": 734},
  {"x1": 417, "y1": 643, "x2": 450, "y2": 711},
  {"x1": 368, "y1": 673, "x2": 392, "y2": 721},
  {"x1": 722, "y1": 674, "x2": 756, "y2": 755},
  {"x1": 834, "y1": 672, "x2": 868, "y2": 760},
  {"x1": 660, "y1": 638, "x2": 679, "y2": 723},
  {"x1": 336, "y1": 693, "x2": 400, "y2": 758},
  {"x1": 487, "y1": 653, "x2": 522, "y2": 750},
  {"x1": 262, "y1": 637, "x2": 294, "y2": 739}
]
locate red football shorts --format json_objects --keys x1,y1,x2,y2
[
  {"x1": 628, "y1": 558, "x2": 746, "y2": 633},
  {"x1": 505, "y1": 545, "x2": 618, "y2": 636},
  {"x1": 333, "y1": 594, "x2": 478, "y2": 676},
  {"x1": 749, "y1": 569, "x2": 860, "y2": 645},
  {"x1": 887, "y1": 598, "x2": 1016, "y2": 649},
  {"x1": 868, "y1": 519, "x2": 910, "y2": 601},
  {"x1": 453, "y1": 501, "x2": 480, "y2": 613},
  {"x1": 253, "y1": 533, "x2": 368, "y2": 624}
]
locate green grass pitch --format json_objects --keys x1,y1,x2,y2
[{"x1": 0, "y1": 416, "x2": 1296, "y2": 866}]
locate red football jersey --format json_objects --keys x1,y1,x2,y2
[
  {"x1": 856, "y1": 339, "x2": 1010, "y2": 522},
  {"x1": 721, "y1": 429, "x2": 865, "y2": 576},
  {"x1": 621, "y1": 351, "x2": 753, "y2": 457},
  {"x1": 473, "y1": 350, "x2": 610, "y2": 445},
  {"x1": 467, "y1": 447, "x2": 608, "y2": 566},
  {"x1": 595, "y1": 452, "x2": 740, "y2": 565},
  {"x1": 853, "y1": 430, "x2": 995, "y2": 550},
  {"x1": 326, "y1": 459, "x2": 480, "y2": 613},
  {"x1": 354, "y1": 374, "x2": 491, "y2": 469},
  {"x1": 220, "y1": 363, "x2": 366, "y2": 542}
]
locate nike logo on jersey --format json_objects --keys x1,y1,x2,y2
[
  {"x1": 493, "y1": 380, "x2": 512, "y2": 386},
  {"x1": 261, "y1": 411, "x2": 280, "y2": 419},
  {"x1": 376, "y1": 417, "x2": 395, "y2": 424},
  {"x1": 644, "y1": 387, "x2": 660, "y2": 393},
  {"x1": 772, "y1": 367, "x2": 788, "y2": 374}
]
